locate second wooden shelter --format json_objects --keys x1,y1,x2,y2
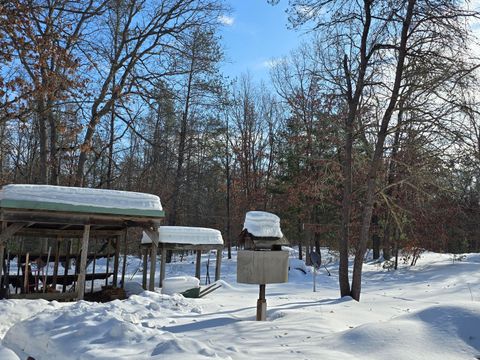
[{"x1": 141, "y1": 226, "x2": 224, "y2": 288}]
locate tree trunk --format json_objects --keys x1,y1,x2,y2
[
  {"x1": 47, "y1": 98, "x2": 58, "y2": 185},
  {"x1": 37, "y1": 99, "x2": 48, "y2": 184},
  {"x1": 225, "y1": 120, "x2": 232, "y2": 259},
  {"x1": 339, "y1": 118, "x2": 353, "y2": 296},
  {"x1": 382, "y1": 99, "x2": 405, "y2": 260},
  {"x1": 382, "y1": 216, "x2": 392, "y2": 260},
  {"x1": 350, "y1": 0, "x2": 416, "y2": 301},
  {"x1": 338, "y1": 0, "x2": 373, "y2": 298},
  {"x1": 75, "y1": 118, "x2": 97, "y2": 186}
]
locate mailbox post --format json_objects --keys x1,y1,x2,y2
[{"x1": 237, "y1": 211, "x2": 289, "y2": 321}]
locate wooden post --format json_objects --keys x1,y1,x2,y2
[
  {"x1": 73, "y1": 241, "x2": 80, "y2": 290},
  {"x1": 42, "y1": 246, "x2": 52, "y2": 292},
  {"x1": 90, "y1": 238, "x2": 97, "y2": 293},
  {"x1": 142, "y1": 248, "x2": 148, "y2": 290},
  {"x1": 256, "y1": 284, "x2": 266, "y2": 321},
  {"x1": 105, "y1": 239, "x2": 111, "y2": 287},
  {"x1": 121, "y1": 230, "x2": 127, "y2": 289},
  {"x1": 215, "y1": 248, "x2": 222, "y2": 281},
  {"x1": 0, "y1": 241, "x2": 5, "y2": 290},
  {"x1": 52, "y1": 237, "x2": 60, "y2": 288},
  {"x1": 149, "y1": 243, "x2": 157, "y2": 291},
  {"x1": 62, "y1": 239, "x2": 71, "y2": 293},
  {"x1": 91, "y1": 249, "x2": 97, "y2": 293},
  {"x1": 112, "y1": 235, "x2": 121, "y2": 287},
  {"x1": 15, "y1": 241, "x2": 22, "y2": 294},
  {"x1": 23, "y1": 252, "x2": 30, "y2": 294},
  {"x1": 159, "y1": 246, "x2": 166, "y2": 288},
  {"x1": 77, "y1": 224, "x2": 90, "y2": 300},
  {"x1": 195, "y1": 250, "x2": 202, "y2": 280},
  {"x1": 0, "y1": 222, "x2": 6, "y2": 290}
]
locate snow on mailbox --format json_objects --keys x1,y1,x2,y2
[{"x1": 237, "y1": 211, "x2": 289, "y2": 320}]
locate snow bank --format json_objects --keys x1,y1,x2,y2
[
  {"x1": 0, "y1": 184, "x2": 162, "y2": 211},
  {"x1": 243, "y1": 211, "x2": 283, "y2": 238},
  {"x1": 1, "y1": 251, "x2": 480, "y2": 360},
  {"x1": 0, "y1": 345, "x2": 20, "y2": 360},
  {"x1": 162, "y1": 276, "x2": 200, "y2": 295},
  {"x1": 319, "y1": 303, "x2": 480, "y2": 360},
  {"x1": 2, "y1": 293, "x2": 229, "y2": 360},
  {"x1": 142, "y1": 226, "x2": 223, "y2": 245},
  {"x1": 0, "y1": 299, "x2": 54, "y2": 338},
  {"x1": 123, "y1": 282, "x2": 145, "y2": 297}
]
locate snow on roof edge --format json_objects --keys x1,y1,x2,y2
[
  {"x1": 142, "y1": 226, "x2": 224, "y2": 245},
  {"x1": 243, "y1": 210, "x2": 283, "y2": 238},
  {"x1": 0, "y1": 184, "x2": 163, "y2": 212}
]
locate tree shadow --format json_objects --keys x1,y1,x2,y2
[{"x1": 163, "y1": 317, "x2": 242, "y2": 333}]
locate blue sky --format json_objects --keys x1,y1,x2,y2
[{"x1": 219, "y1": 1, "x2": 307, "y2": 83}]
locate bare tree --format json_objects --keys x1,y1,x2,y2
[
  {"x1": 277, "y1": 0, "x2": 478, "y2": 300},
  {"x1": 74, "y1": 0, "x2": 225, "y2": 186},
  {"x1": 1, "y1": 0, "x2": 106, "y2": 184}
]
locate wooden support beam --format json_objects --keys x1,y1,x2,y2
[
  {"x1": 76, "y1": 224, "x2": 90, "y2": 300},
  {"x1": 91, "y1": 244, "x2": 97, "y2": 294},
  {"x1": 1, "y1": 210, "x2": 161, "y2": 228},
  {"x1": 62, "y1": 240, "x2": 71, "y2": 292},
  {"x1": 0, "y1": 222, "x2": 30, "y2": 242},
  {"x1": 195, "y1": 250, "x2": 202, "y2": 280},
  {"x1": 144, "y1": 229, "x2": 159, "y2": 246},
  {"x1": 112, "y1": 235, "x2": 120, "y2": 287},
  {"x1": 18, "y1": 229, "x2": 123, "y2": 238},
  {"x1": 215, "y1": 248, "x2": 222, "y2": 282},
  {"x1": 159, "y1": 247, "x2": 166, "y2": 288},
  {"x1": 0, "y1": 222, "x2": 5, "y2": 289},
  {"x1": 142, "y1": 248, "x2": 148, "y2": 290},
  {"x1": 23, "y1": 252, "x2": 29, "y2": 294},
  {"x1": 52, "y1": 237, "x2": 60, "y2": 288},
  {"x1": 121, "y1": 229, "x2": 127, "y2": 289},
  {"x1": 105, "y1": 239, "x2": 111, "y2": 287},
  {"x1": 149, "y1": 243, "x2": 157, "y2": 291},
  {"x1": 8, "y1": 291, "x2": 78, "y2": 301},
  {"x1": 7, "y1": 272, "x2": 113, "y2": 288}
]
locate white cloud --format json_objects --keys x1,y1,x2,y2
[
  {"x1": 219, "y1": 15, "x2": 235, "y2": 26},
  {"x1": 262, "y1": 58, "x2": 286, "y2": 69}
]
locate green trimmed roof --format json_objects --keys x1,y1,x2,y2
[{"x1": 0, "y1": 199, "x2": 165, "y2": 218}]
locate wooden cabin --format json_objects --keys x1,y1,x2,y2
[{"x1": 0, "y1": 184, "x2": 164, "y2": 301}]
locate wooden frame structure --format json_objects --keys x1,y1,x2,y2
[
  {"x1": 141, "y1": 234, "x2": 223, "y2": 289},
  {"x1": 0, "y1": 202, "x2": 163, "y2": 301},
  {"x1": 157, "y1": 243, "x2": 223, "y2": 288}
]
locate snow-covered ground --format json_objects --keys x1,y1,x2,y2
[{"x1": 1, "y1": 250, "x2": 479, "y2": 359}]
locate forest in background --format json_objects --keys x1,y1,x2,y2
[{"x1": 2, "y1": 0, "x2": 480, "y2": 300}]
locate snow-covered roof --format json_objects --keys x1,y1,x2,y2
[
  {"x1": 243, "y1": 211, "x2": 283, "y2": 238},
  {"x1": 0, "y1": 184, "x2": 163, "y2": 217},
  {"x1": 141, "y1": 226, "x2": 224, "y2": 245}
]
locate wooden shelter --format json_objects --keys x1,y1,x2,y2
[
  {"x1": 141, "y1": 226, "x2": 223, "y2": 288},
  {"x1": 0, "y1": 184, "x2": 164, "y2": 301}
]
